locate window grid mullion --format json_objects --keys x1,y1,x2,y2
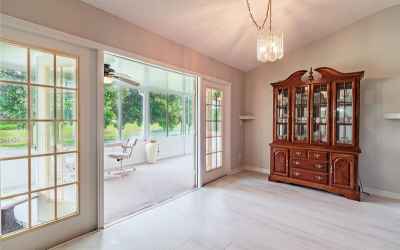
[
  {"x1": 27, "y1": 47, "x2": 33, "y2": 228},
  {"x1": 53, "y1": 51, "x2": 58, "y2": 220}
]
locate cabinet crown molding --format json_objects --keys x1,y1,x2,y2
[{"x1": 271, "y1": 67, "x2": 364, "y2": 87}]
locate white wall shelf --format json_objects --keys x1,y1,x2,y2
[
  {"x1": 384, "y1": 113, "x2": 400, "y2": 120},
  {"x1": 240, "y1": 114, "x2": 256, "y2": 120}
]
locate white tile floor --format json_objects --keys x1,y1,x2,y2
[
  {"x1": 55, "y1": 171, "x2": 400, "y2": 250},
  {"x1": 104, "y1": 155, "x2": 195, "y2": 224}
]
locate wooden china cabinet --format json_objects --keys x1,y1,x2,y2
[{"x1": 269, "y1": 67, "x2": 364, "y2": 201}]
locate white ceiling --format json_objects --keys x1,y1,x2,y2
[{"x1": 82, "y1": 0, "x2": 400, "y2": 72}]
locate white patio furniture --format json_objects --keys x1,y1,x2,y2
[{"x1": 107, "y1": 138, "x2": 138, "y2": 177}]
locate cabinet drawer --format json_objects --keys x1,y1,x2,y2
[
  {"x1": 291, "y1": 149, "x2": 307, "y2": 159},
  {"x1": 291, "y1": 159, "x2": 328, "y2": 173},
  {"x1": 291, "y1": 168, "x2": 328, "y2": 185},
  {"x1": 308, "y1": 151, "x2": 328, "y2": 161}
]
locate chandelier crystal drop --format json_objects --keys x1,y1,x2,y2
[
  {"x1": 247, "y1": 0, "x2": 284, "y2": 63},
  {"x1": 257, "y1": 30, "x2": 284, "y2": 62}
]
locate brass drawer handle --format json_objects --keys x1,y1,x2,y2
[
  {"x1": 294, "y1": 172, "x2": 301, "y2": 176},
  {"x1": 296, "y1": 152, "x2": 302, "y2": 156},
  {"x1": 294, "y1": 161, "x2": 300, "y2": 165},
  {"x1": 315, "y1": 176, "x2": 323, "y2": 181},
  {"x1": 314, "y1": 153, "x2": 320, "y2": 159},
  {"x1": 315, "y1": 164, "x2": 324, "y2": 169}
]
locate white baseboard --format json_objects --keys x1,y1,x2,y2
[
  {"x1": 363, "y1": 187, "x2": 400, "y2": 200},
  {"x1": 242, "y1": 165, "x2": 269, "y2": 175},
  {"x1": 229, "y1": 168, "x2": 242, "y2": 175}
]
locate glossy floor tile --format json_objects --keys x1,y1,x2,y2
[{"x1": 54, "y1": 171, "x2": 400, "y2": 250}]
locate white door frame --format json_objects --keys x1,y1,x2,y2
[
  {"x1": 96, "y1": 51, "x2": 105, "y2": 228},
  {"x1": 198, "y1": 77, "x2": 231, "y2": 186},
  {"x1": 1, "y1": 14, "x2": 232, "y2": 230}
]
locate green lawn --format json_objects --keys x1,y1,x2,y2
[
  {"x1": 104, "y1": 123, "x2": 144, "y2": 143},
  {"x1": 0, "y1": 123, "x2": 28, "y2": 148},
  {"x1": 0, "y1": 122, "x2": 77, "y2": 149}
]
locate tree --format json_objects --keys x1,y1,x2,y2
[
  {"x1": 104, "y1": 85, "x2": 118, "y2": 128},
  {"x1": 150, "y1": 93, "x2": 168, "y2": 132},
  {"x1": 167, "y1": 94, "x2": 183, "y2": 134},
  {"x1": 121, "y1": 88, "x2": 143, "y2": 127},
  {"x1": 0, "y1": 69, "x2": 27, "y2": 120},
  {"x1": 149, "y1": 92, "x2": 183, "y2": 134}
]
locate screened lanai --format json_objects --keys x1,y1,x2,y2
[{"x1": 103, "y1": 53, "x2": 197, "y2": 224}]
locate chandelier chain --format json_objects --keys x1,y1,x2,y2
[{"x1": 246, "y1": 0, "x2": 271, "y2": 31}]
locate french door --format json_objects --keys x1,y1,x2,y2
[
  {"x1": 0, "y1": 22, "x2": 97, "y2": 245},
  {"x1": 199, "y1": 80, "x2": 229, "y2": 185}
]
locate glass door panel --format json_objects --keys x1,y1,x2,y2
[
  {"x1": 275, "y1": 88, "x2": 289, "y2": 141},
  {"x1": 336, "y1": 81, "x2": 353, "y2": 144},
  {"x1": 293, "y1": 86, "x2": 308, "y2": 143},
  {"x1": 205, "y1": 88, "x2": 223, "y2": 171},
  {"x1": 312, "y1": 84, "x2": 329, "y2": 144}
]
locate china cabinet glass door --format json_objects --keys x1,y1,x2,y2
[
  {"x1": 312, "y1": 84, "x2": 329, "y2": 144},
  {"x1": 335, "y1": 81, "x2": 354, "y2": 145},
  {"x1": 275, "y1": 88, "x2": 289, "y2": 141},
  {"x1": 293, "y1": 86, "x2": 309, "y2": 143}
]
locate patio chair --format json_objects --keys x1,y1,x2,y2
[{"x1": 108, "y1": 138, "x2": 138, "y2": 177}]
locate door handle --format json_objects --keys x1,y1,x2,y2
[{"x1": 315, "y1": 164, "x2": 324, "y2": 169}]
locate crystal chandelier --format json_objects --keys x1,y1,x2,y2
[{"x1": 246, "y1": 0, "x2": 284, "y2": 62}]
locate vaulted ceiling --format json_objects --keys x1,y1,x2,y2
[{"x1": 81, "y1": 0, "x2": 400, "y2": 72}]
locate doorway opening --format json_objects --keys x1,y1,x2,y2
[{"x1": 102, "y1": 53, "x2": 197, "y2": 224}]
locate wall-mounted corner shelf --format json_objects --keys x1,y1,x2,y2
[
  {"x1": 384, "y1": 113, "x2": 400, "y2": 120},
  {"x1": 240, "y1": 114, "x2": 256, "y2": 120}
]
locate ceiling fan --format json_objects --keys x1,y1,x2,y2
[{"x1": 104, "y1": 63, "x2": 140, "y2": 86}]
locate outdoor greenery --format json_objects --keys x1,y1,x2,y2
[
  {"x1": 0, "y1": 69, "x2": 28, "y2": 150},
  {"x1": 0, "y1": 122, "x2": 27, "y2": 148},
  {"x1": 104, "y1": 83, "x2": 190, "y2": 142},
  {"x1": 0, "y1": 70, "x2": 27, "y2": 120},
  {"x1": 104, "y1": 84, "x2": 144, "y2": 142},
  {"x1": 0, "y1": 68, "x2": 76, "y2": 152}
]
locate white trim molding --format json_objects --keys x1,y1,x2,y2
[{"x1": 363, "y1": 187, "x2": 400, "y2": 200}]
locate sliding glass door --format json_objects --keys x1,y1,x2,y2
[{"x1": 102, "y1": 53, "x2": 197, "y2": 224}]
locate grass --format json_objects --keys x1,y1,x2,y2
[
  {"x1": 104, "y1": 123, "x2": 144, "y2": 143},
  {"x1": 0, "y1": 123, "x2": 28, "y2": 148},
  {"x1": 0, "y1": 122, "x2": 77, "y2": 149},
  {"x1": 60, "y1": 123, "x2": 75, "y2": 146},
  {"x1": 104, "y1": 124, "x2": 118, "y2": 142}
]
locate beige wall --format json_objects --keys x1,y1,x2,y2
[
  {"x1": 1, "y1": 0, "x2": 245, "y2": 171},
  {"x1": 243, "y1": 5, "x2": 400, "y2": 194}
]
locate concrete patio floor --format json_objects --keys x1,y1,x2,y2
[{"x1": 104, "y1": 155, "x2": 195, "y2": 224}]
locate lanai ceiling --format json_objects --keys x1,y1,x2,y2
[{"x1": 81, "y1": 0, "x2": 400, "y2": 72}]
